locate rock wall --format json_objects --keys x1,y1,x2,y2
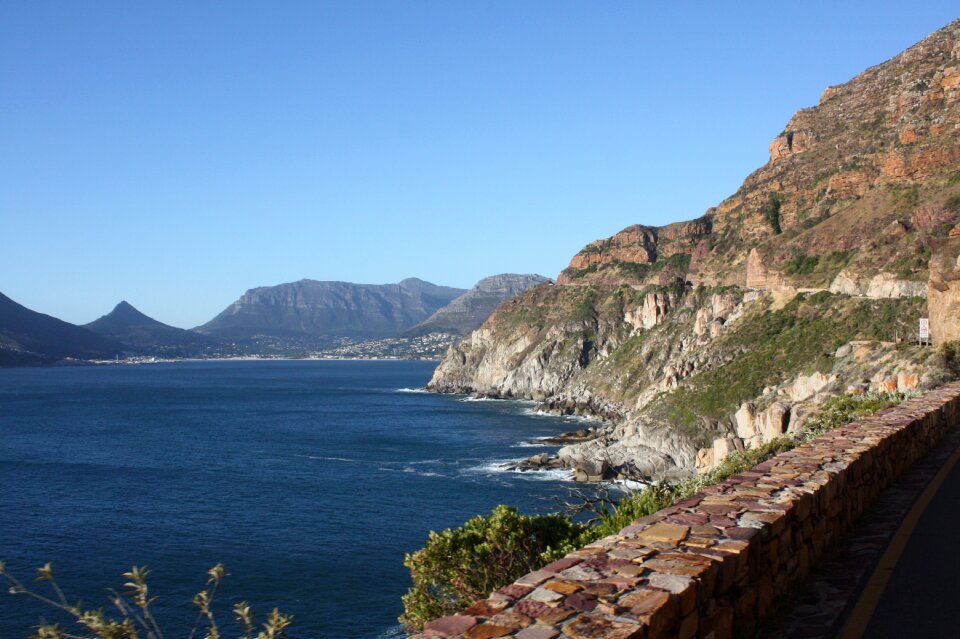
[
  {"x1": 928, "y1": 234, "x2": 960, "y2": 344},
  {"x1": 412, "y1": 382, "x2": 960, "y2": 639}
]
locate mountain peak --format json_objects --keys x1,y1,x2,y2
[{"x1": 89, "y1": 301, "x2": 164, "y2": 329}]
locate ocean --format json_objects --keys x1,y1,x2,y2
[{"x1": 0, "y1": 360, "x2": 588, "y2": 638}]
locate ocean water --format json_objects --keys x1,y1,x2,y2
[{"x1": 0, "y1": 360, "x2": 586, "y2": 638}]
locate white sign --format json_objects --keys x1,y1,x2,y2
[{"x1": 920, "y1": 318, "x2": 930, "y2": 339}]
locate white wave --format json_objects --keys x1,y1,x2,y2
[
  {"x1": 563, "y1": 414, "x2": 599, "y2": 423},
  {"x1": 610, "y1": 479, "x2": 649, "y2": 492},
  {"x1": 395, "y1": 387, "x2": 428, "y2": 393},
  {"x1": 401, "y1": 466, "x2": 443, "y2": 477},
  {"x1": 376, "y1": 625, "x2": 409, "y2": 639},
  {"x1": 514, "y1": 467, "x2": 575, "y2": 482},
  {"x1": 462, "y1": 460, "x2": 574, "y2": 482},
  {"x1": 520, "y1": 407, "x2": 552, "y2": 417},
  {"x1": 457, "y1": 396, "x2": 507, "y2": 402},
  {"x1": 300, "y1": 455, "x2": 357, "y2": 462},
  {"x1": 512, "y1": 440, "x2": 556, "y2": 448}
]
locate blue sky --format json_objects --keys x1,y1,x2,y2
[{"x1": 2, "y1": 2, "x2": 958, "y2": 328}]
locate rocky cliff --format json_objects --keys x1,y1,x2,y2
[
  {"x1": 559, "y1": 20, "x2": 960, "y2": 293},
  {"x1": 429, "y1": 20, "x2": 960, "y2": 479}
]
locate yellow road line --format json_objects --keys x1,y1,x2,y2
[{"x1": 839, "y1": 440, "x2": 960, "y2": 639}]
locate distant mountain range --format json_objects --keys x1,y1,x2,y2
[
  {"x1": 0, "y1": 292, "x2": 122, "y2": 365},
  {"x1": 84, "y1": 301, "x2": 219, "y2": 357},
  {"x1": 196, "y1": 277, "x2": 468, "y2": 349},
  {"x1": 0, "y1": 273, "x2": 547, "y2": 365},
  {"x1": 404, "y1": 274, "x2": 550, "y2": 337}
]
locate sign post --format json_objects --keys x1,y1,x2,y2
[{"x1": 919, "y1": 318, "x2": 930, "y2": 345}]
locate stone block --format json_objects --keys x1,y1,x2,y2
[
  {"x1": 635, "y1": 522, "x2": 690, "y2": 545},
  {"x1": 424, "y1": 615, "x2": 477, "y2": 637}
]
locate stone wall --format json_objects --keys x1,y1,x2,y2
[{"x1": 413, "y1": 382, "x2": 960, "y2": 639}]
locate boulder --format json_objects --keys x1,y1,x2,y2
[
  {"x1": 760, "y1": 402, "x2": 791, "y2": 441},
  {"x1": 709, "y1": 320, "x2": 724, "y2": 338},
  {"x1": 527, "y1": 453, "x2": 550, "y2": 466},
  {"x1": 829, "y1": 270, "x2": 864, "y2": 296},
  {"x1": 790, "y1": 371, "x2": 835, "y2": 402},
  {"x1": 641, "y1": 292, "x2": 672, "y2": 330},
  {"x1": 734, "y1": 403, "x2": 758, "y2": 440},
  {"x1": 694, "y1": 307, "x2": 712, "y2": 335},
  {"x1": 711, "y1": 293, "x2": 737, "y2": 320},
  {"x1": 928, "y1": 236, "x2": 960, "y2": 344},
  {"x1": 572, "y1": 458, "x2": 613, "y2": 482},
  {"x1": 712, "y1": 437, "x2": 743, "y2": 466},
  {"x1": 695, "y1": 447, "x2": 715, "y2": 473},
  {"x1": 897, "y1": 372, "x2": 920, "y2": 391}
]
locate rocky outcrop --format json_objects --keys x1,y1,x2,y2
[
  {"x1": 829, "y1": 270, "x2": 928, "y2": 298},
  {"x1": 865, "y1": 273, "x2": 928, "y2": 299},
  {"x1": 928, "y1": 234, "x2": 960, "y2": 343}
]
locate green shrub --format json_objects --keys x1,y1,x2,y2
[
  {"x1": 569, "y1": 288, "x2": 599, "y2": 323},
  {"x1": 939, "y1": 341, "x2": 960, "y2": 378},
  {"x1": 400, "y1": 506, "x2": 588, "y2": 629},
  {"x1": 615, "y1": 261, "x2": 652, "y2": 281},
  {"x1": 566, "y1": 264, "x2": 599, "y2": 279},
  {"x1": 762, "y1": 193, "x2": 783, "y2": 234},
  {"x1": 945, "y1": 194, "x2": 960, "y2": 213},
  {"x1": 785, "y1": 254, "x2": 820, "y2": 275}
]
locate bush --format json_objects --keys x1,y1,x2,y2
[
  {"x1": 785, "y1": 254, "x2": 820, "y2": 275},
  {"x1": 400, "y1": 506, "x2": 589, "y2": 629},
  {"x1": 762, "y1": 193, "x2": 783, "y2": 234},
  {"x1": 797, "y1": 391, "x2": 907, "y2": 440},
  {"x1": 939, "y1": 340, "x2": 960, "y2": 378},
  {"x1": 0, "y1": 562, "x2": 293, "y2": 639},
  {"x1": 946, "y1": 194, "x2": 960, "y2": 214}
]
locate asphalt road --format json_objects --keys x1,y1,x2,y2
[{"x1": 852, "y1": 441, "x2": 960, "y2": 639}]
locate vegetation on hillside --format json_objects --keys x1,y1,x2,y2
[{"x1": 646, "y1": 292, "x2": 924, "y2": 442}]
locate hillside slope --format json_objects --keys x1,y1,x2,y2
[
  {"x1": 430, "y1": 20, "x2": 960, "y2": 479},
  {"x1": 404, "y1": 273, "x2": 549, "y2": 337},
  {"x1": 0, "y1": 292, "x2": 122, "y2": 365}
]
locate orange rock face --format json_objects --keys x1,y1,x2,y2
[
  {"x1": 566, "y1": 225, "x2": 658, "y2": 271},
  {"x1": 827, "y1": 171, "x2": 870, "y2": 199}
]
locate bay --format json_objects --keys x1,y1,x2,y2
[{"x1": 0, "y1": 360, "x2": 585, "y2": 638}]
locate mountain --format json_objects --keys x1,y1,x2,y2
[
  {"x1": 85, "y1": 301, "x2": 218, "y2": 356},
  {"x1": 0, "y1": 292, "x2": 122, "y2": 365},
  {"x1": 429, "y1": 20, "x2": 960, "y2": 481},
  {"x1": 197, "y1": 278, "x2": 468, "y2": 348},
  {"x1": 404, "y1": 274, "x2": 550, "y2": 337}
]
